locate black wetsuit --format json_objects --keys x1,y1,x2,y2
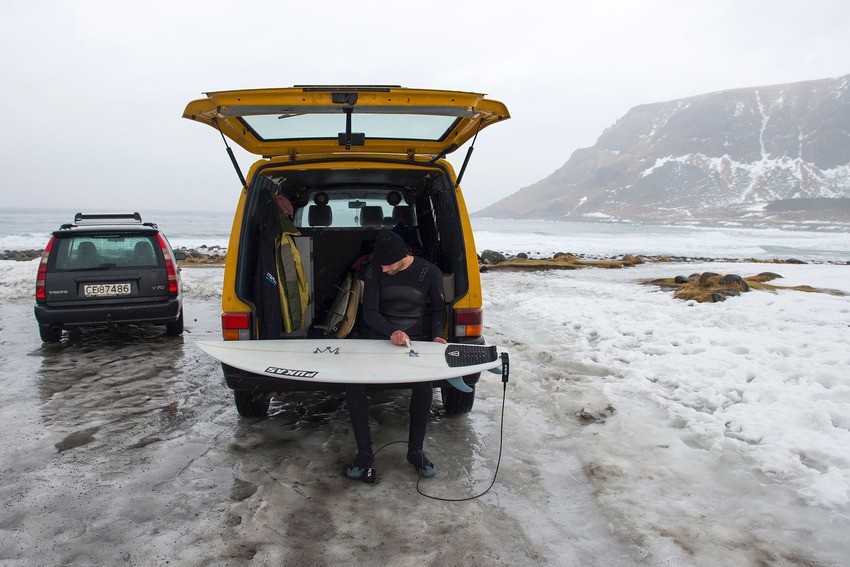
[
  {"x1": 347, "y1": 256, "x2": 446, "y2": 468},
  {"x1": 361, "y1": 256, "x2": 446, "y2": 342}
]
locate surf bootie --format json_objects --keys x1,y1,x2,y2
[
  {"x1": 345, "y1": 452, "x2": 375, "y2": 482},
  {"x1": 344, "y1": 464, "x2": 366, "y2": 479},
  {"x1": 407, "y1": 450, "x2": 437, "y2": 478}
]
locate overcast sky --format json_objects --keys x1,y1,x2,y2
[{"x1": 2, "y1": 0, "x2": 849, "y2": 213}]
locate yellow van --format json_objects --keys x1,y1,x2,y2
[{"x1": 183, "y1": 86, "x2": 509, "y2": 417}]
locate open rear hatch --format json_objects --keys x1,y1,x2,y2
[{"x1": 182, "y1": 85, "x2": 510, "y2": 159}]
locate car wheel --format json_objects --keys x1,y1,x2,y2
[
  {"x1": 441, "y1": 374, "x2": 478, "y2": 414},
  {"x1": 233, "y1": 390, "x2": 270, "y2": 417},
  {"x1": 39, "y1": 325, "x2": 62, "y2": 343},
  {"x1": 165, "y1": 311, "x2": 184, "y2": 336}
]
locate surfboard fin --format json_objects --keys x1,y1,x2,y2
[{"x1": 447, "y1": 377, "x2": 473, "y2": 393}]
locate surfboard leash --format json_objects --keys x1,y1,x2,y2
[{"x1": 372, "y1": 351, "x2": 511, "y2": 502}]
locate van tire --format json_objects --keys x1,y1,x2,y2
[
  {"x1": 441, "y1": 377, "x2": 477, "y2": 414},
  {"x1": 39, "y1": 325, "x2": 62, "y2": 344},
  {"x1": 234, "y1": 390, "x2": 270, "y2": 417},
  {"x1": 165, "y1": 311, "x2": 184, "y2": 336}
]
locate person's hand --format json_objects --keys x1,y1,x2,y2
[
  {"x1": 390, "y1": 330, "x2": 410, "y2": 346},
  {"x1": 433, "y1": 337, "x2": 447, "y2": 344}
]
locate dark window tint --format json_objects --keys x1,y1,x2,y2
[{"x1": 53, "y1": 235, "x2": 161, "y2": 270}]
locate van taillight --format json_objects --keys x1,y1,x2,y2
[
  {"x1": 35, "y1": 237, "x2": 54, "y2": 302},
  {"x1": 156, "y1": 234, "x2": 179, "y2": 295},
  {"x1": 222, "y1": 312, "x2": 250, "y2": 341},
  {"x1": 454, "y1": 308, "x2": 483, "y2": 338}
]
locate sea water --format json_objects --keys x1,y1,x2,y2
[
  {"x1": 471, "y1": 218, "x2": 850, "y2": 262},
  {"x1": 0, "y1": 208, "x2": 234, "y2": 251},
  {"x1": 1, "y1": 208, "x2": 848, "y2": 263}
]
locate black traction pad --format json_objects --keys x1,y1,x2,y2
[{"x1": 444, "y1": 344, "x2": 498, "y2": 368}]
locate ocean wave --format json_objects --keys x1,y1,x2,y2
[
  {"x1": 181, "y1": 267, "x2": 225, "y2": 300},
  {"x1": 0, "y1": 259, "x2": 39, "y2": 300}
]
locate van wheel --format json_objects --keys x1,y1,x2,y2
[
  {"x1": 441, "y1": 377, "x2": 477, "y2": 415},
  {"x1": 39, "y1": 325, "x2": 62, "y2": 343},
  {"x1": 234, "y1": 390, "x2": 270, "y2": 417},
  {"x1": 165, "y1": 311, "x2": 184, "y2": 336}
]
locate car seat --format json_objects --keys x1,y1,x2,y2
[
  {"x1": 133, "y1": 240, "x2": 156, "y2": 265},
  {"x1": 392, "y1": 205, "x2": 421, "y2": 245},
  {"x1": 76, "y1": 241, "x2": 99, "y2": 268},
  {"x1": 359, "y1": 206, "x2": 383, "y2": 228},
  {"x1": 308, "y1": 205, "x2": 333, "y2": 227},
  {"x1": 392, "y1": 205, "x2": 416, "y2": 226}
]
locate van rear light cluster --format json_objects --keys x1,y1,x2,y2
[
  {"x1": 35, "y1": 236, "x2": 54, "y2": 303},
  {"x1": 222, "y1": 312, "x2": 251, "y2": 341},
  {"x1": 454, "y1": 308, "x2": 483, "y2": 338},
  {"x1": 156, "y1": 234, "x2": 179, "y2": 295}
]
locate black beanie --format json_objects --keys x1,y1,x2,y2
[{"x1": 373, "y1": 231, "x2": 407, "y2": 265}]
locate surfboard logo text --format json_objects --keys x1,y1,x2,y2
[
  {"x1": 408, "y1": 349, "x2": 419, "y2": 358},
  {"x1": 265, "y1": 367, "x2": 319, "y2": 378},
  {"x1": 313, "y1": 347, "x2": 340, "y2": 355}
]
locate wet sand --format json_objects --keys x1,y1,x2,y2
[{"x1": 1, "y1": 294, "x2": 626, "y2": 566}]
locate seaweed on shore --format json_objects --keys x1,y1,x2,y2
[{"x1": 642, "y1": 271, "x2": 846, "y2": 303}]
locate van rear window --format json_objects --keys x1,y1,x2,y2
[
  {"x1": 52, "y1": 235, "x2": 161, "y2": 270},
  {"x1": 242, "y1": 113, "x2": 460, "y2": 143},
  {"x1": 294, "y1": 196, "x2": 418, "y2": 230}
]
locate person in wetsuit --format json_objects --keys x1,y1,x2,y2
[{"x1": 345, "y1": 230, "x2": 446, "y2": 480}]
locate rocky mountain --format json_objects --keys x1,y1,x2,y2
[{"x1": 476, "y1": 74, "x2": 850, "y2": 225}]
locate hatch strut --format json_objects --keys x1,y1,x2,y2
[
  {"x1": 339, "y1": 107, "x2": 365, "y2": 149},
  {"x1": 212, "y1": 117, "x2": 247, "y2": 187},
  {"x1": 454, "y1": 117, "x2": 483, "y2": 188},
  {"x1": 342, "y1": 108, "x2": 354, "y2": 150}
]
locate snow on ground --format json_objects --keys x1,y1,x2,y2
[
  {"x1": 1, "y1": 259, "x2": 849, "y2": 565},
  {"x1": 482, "y1": 261, "x2": 850, "y2": 565}
]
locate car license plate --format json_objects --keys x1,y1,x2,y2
[{"x1": 83, "y1": 283, "x2": 132, "y2": 297}]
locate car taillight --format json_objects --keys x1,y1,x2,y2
[
  {"x1": 156, "y1": 234, "x2": 179, "y2": 295},
  {"x1": 222, "y1": 312, "x2": 251, "y2": 341},
  {"x1": 35, "y1": 236, "x2": 54, "y2": 303},
  {"x1": 454, "y1": 308, "x2": 483, "y2": 338}
]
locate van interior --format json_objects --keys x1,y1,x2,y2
[{"x1": 236, "y1": 166, "x2": 470, "y2": 340}]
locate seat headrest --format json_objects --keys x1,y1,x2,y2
[
  {"x1": 360, "y1": 206, "x2": 384, "y2": 228},
  {"x1": 76, "y1": 241, "x2": 98, "y2": 267},
  {"x1": 133, "y1": 240, "x2": 155, "y2": 264},
  {"x1": 308, "y1": 205, "x2": 333, "y2": 227},
  {"x1": 392, "y1": 205, "x2": 416, "y2": 226}
]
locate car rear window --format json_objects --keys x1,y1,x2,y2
[{"x1": 52, "y1": 234, "x2": 161, "y2": 270}]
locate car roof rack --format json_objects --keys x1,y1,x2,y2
[{"x1": 73, "y1": 212, "x2": 143, "y2": 225}]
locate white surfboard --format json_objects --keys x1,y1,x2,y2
[{"x1": 196, "y1": 339, "x2": 507, "y2": 387}]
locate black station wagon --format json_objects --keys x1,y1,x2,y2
[{"x1": 34, "y1": 212, "x2": 185, "y2": 343}]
